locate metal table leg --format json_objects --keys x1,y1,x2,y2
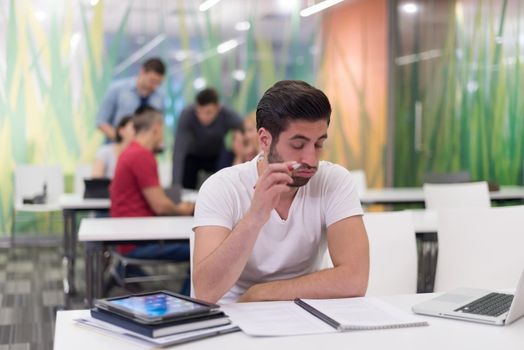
[
  {"x1": 85, "y1": 241, "x2": 105, "y2": 307},
  {"x1": 62, "y1": 209, "x2": 77, "y2": 295}
]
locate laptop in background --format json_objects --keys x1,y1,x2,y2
[
  {"x1": 413, "y1": 269, "x2": 524, "y2": 325},
  {"x1": 84, "y1": 178, "x2": 111, "y2": 199}
]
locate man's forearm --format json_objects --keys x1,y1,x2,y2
[
  {"x1": 241, "y1": 264, "x2": 368, "y2": 302},
  {"x1": 193, "y1": 213, "x2": 265, "y2": 303},
  {"x1": 97, "y1": 123, "x2": 116, "y2": 140}
]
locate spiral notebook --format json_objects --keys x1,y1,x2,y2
[{"x1": 222, "y1": 297, "x2": 428, "y2": 336}]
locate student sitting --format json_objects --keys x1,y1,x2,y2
[
  {"x1": 110, "y1": 107, "x2": 194, "y2": 294},
  {"x1": 92, "y1": 116, "x2": 135, "y2": 178},
  {"x1": 193, "y1": 81, "x2": 369, "y2": 303}
]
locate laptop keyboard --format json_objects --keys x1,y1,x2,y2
[{"x1": 455, "y1": 292, "x2": 514, "y2": 317}]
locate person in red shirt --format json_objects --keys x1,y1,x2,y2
[{"x1": 110, "y1": 106, "x2": 194, "y2": 294}]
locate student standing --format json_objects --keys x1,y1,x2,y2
[
  {"x1": 172, "y1": 88, "x2": 243, "y2": 189},
  {"x1": 96, "y1": 58, "x2": 165, "y2": 141}
]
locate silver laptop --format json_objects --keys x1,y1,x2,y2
[{"x1": 413, "y1": 269, "x2": 524, "y2": 325}]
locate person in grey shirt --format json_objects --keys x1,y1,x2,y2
[
  {"x1": 172, "y1": 88, "x2": 243, "y2": 189},
  {"x1": 96, "y1": 58, "x2": 165, "y2": 141},
  {"x1": 92, "y1": 116, "x2": 135, "y2": 178}
]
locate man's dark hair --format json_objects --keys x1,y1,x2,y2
[
  {"x1": 256, "y1": 80, "x2": 331, "y2": 141},
  {"x1": 196, "y1": 88, "x2": 219, "y2": 106},
  {"x1": 115, "y1": 115, "x2": 133, "y2": 143},
  {"x1": 142, "y1": 57, "x2": 166, "y2": 75},
  {"x1": 133, "y1": 106, "x2": 163, "y2": 134}
]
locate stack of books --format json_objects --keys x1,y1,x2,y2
[{"x1": 74, "y1": 291, "x2": 239, "y2": 347}]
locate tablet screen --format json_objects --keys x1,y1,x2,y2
[{"x1": 108, "y1": 293, "x2": 208, "y2": 318}]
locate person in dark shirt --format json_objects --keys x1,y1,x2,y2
[{"x1": 172, "y1": 88, "x2": 243, "y2": 189}]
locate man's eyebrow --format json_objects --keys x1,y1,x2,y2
[{"x1": 289, "y1": 134, "x2": 328, "y2": 142}]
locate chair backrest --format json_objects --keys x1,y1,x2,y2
[
  {"x1": 322, "y1": 212, "x2": 418, "y2": 295},
  {"x1": 363, "y1": 211, "x2": 418, "y2": 295},
  {"x1": 189, "y1": 230, "x2": 196, "y2": 298},
  {"x1": 74, "y1": 164, "x2": 93, "y2": 194},
  {"x1": 158, "y1": 162, "x2": 172, "y2": 188},
  {"x1": 424, "y1": 171, "x2": 471, "y2": 184},
  {"x1": 14, "y1": 164, "x2": 64, "y2": 204},
  {"x1": 350, "y1": 169, "x2": 367, "y2": 196},
  {"x1": 423, "y1": 181, "x2": 490, "y2": 210},
  {"x1": 435, "y1": 206, "x2": 524, "y2": 292}
]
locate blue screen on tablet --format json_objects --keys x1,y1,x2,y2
[{"x1": 109, "y1": 293, "x2": 208, "y2": 318}]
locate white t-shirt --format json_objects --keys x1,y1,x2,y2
[{"x1": 193, "y1": 156, "x2": 363, "y2": 304}]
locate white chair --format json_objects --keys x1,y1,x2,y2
[
  {"x1": 364, "y1": 212, "x2": 418, "y2": 295},
  {"x1": 423, "y1": 181, "x2": 490, "y2": 210},
  {"x1": 322, "y1": 212, "x2": 417, "y2": 296},
  {"x1": 12, "y1": 164, "x2": 64, "y2": 243},
  {"x1": 158, "y1": 162, "x2": 172, "y2": 188},
  {"x1": 434, "y1": 206, "x2": 524, "y2": 292},
  {"x1": 350, "y1": 169, "x2": 367, "y2": 196},
  {"x1": 74, "y1": 164, "x2": 93, "y2": 195}
]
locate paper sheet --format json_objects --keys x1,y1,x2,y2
[{"x1": 221, "y1": 301, "x2": 334, "y2": 336}]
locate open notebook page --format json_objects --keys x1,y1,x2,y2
[{"x1": 303, "y1": 297, "x2": 428, "y2": 330}]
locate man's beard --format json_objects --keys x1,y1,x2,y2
[{"x1": 266, "y1": 144, "x2": 316, "y2": 188}]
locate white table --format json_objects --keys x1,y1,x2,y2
[
  {"x1": 79, "y1": 216, "x2": 194, "y2": 306},
  {"x1": 360, "y1": 186, "x2": 524, "y2": 205},
  {"x1": 54, "y1": 292, "x2": 524, "y2": 350},
  {"x1": 59, "y1": 190, "x2": 198, "y2": 297}
]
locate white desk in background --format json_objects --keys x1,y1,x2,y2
[
  {"x1": 60, "y1": 194, "x2": 110, "y2": 295},
  {"x1": 79, "y1": 216, "x2": 194, "y2": 306},
  {"x1": 77, "y1": 211, "x2": 438, "y2": 305},
  {"x1": 53, "y1": 292, "x2": 524, "y2": 350},
  {"x1": 360, "y1": 186, "x2": 524, "y2": 205},
  {"x1": 59, "y1": 190, "x2": 198, "y2": 297}
]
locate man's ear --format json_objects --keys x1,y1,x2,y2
[{"x1": 258, "y1": 128, "x2": 272, "y2": 153}]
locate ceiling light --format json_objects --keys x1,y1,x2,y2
[
  {"x1": 300, "y1": 0, "x2": 344, "y2": 17},
  {"x1": 199, "y1": 0, "x2": 222, "y2": 12},
  {"x1": 35, "y1": 11, "x2": 47, "y2": 22},
  {"x1": 401, "y1": 3, "x2": 419, "y2": 14},
  {"x1": 193, "y1": 77, "x2": 206, "y2": 90},
  {"x1": 217, "y1": 39, "x2": 239, "y2": 54},
  {"x1": 232, "y1": 70, "x2": 246, "y2": 81},
  {"x1": 235, "y1": 21, "x2": 251, "y2": 32}
]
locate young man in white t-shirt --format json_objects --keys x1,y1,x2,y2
[{"x1": 192, "y1": 80, "x2": 369, "y2": 304}]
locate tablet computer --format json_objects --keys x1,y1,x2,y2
[{"x1": 94, "y1": 291, "x2": 219, "y2": 325}]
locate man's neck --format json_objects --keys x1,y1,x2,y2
[
  {"x1": 135, "y1": 77, "x2": 148, "y2": 97},
  {"x1": 135, "y1": 134, "x2": 155, "y2": 152}
]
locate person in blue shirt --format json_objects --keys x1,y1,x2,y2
[{"x1": 96, "y1": 58, "x2": 166, "y2": 141}]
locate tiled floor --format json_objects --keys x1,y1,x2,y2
[
  {"x1": 0, "y1": 246, "x2": 62, "y2": 350},
  {"x1": 0, "y1": 244, "x2": 187, "y2": 350}
]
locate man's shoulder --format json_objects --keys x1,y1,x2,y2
[
  {"x1": 316, "y1": 161, "x2": 350, "y2": 179},
  {"x1": 219, "y1": 105, "x2": 240, "y2": 118},
  {"x1": 181, "y1": 104, "x2": 195, "y2": 114},
  {"x1": 178, "y1": 105, "x2": 196, "y2": 121},
  {"x1": 108, "y1": 77, "x2": 134, "y2": 91},
  {"x1": 120, "y1": 143, "x2": 154, "y2": 163}
]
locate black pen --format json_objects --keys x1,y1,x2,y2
[{"x1": 294, "y1": 298, "x2": 342, "y2": 331}]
